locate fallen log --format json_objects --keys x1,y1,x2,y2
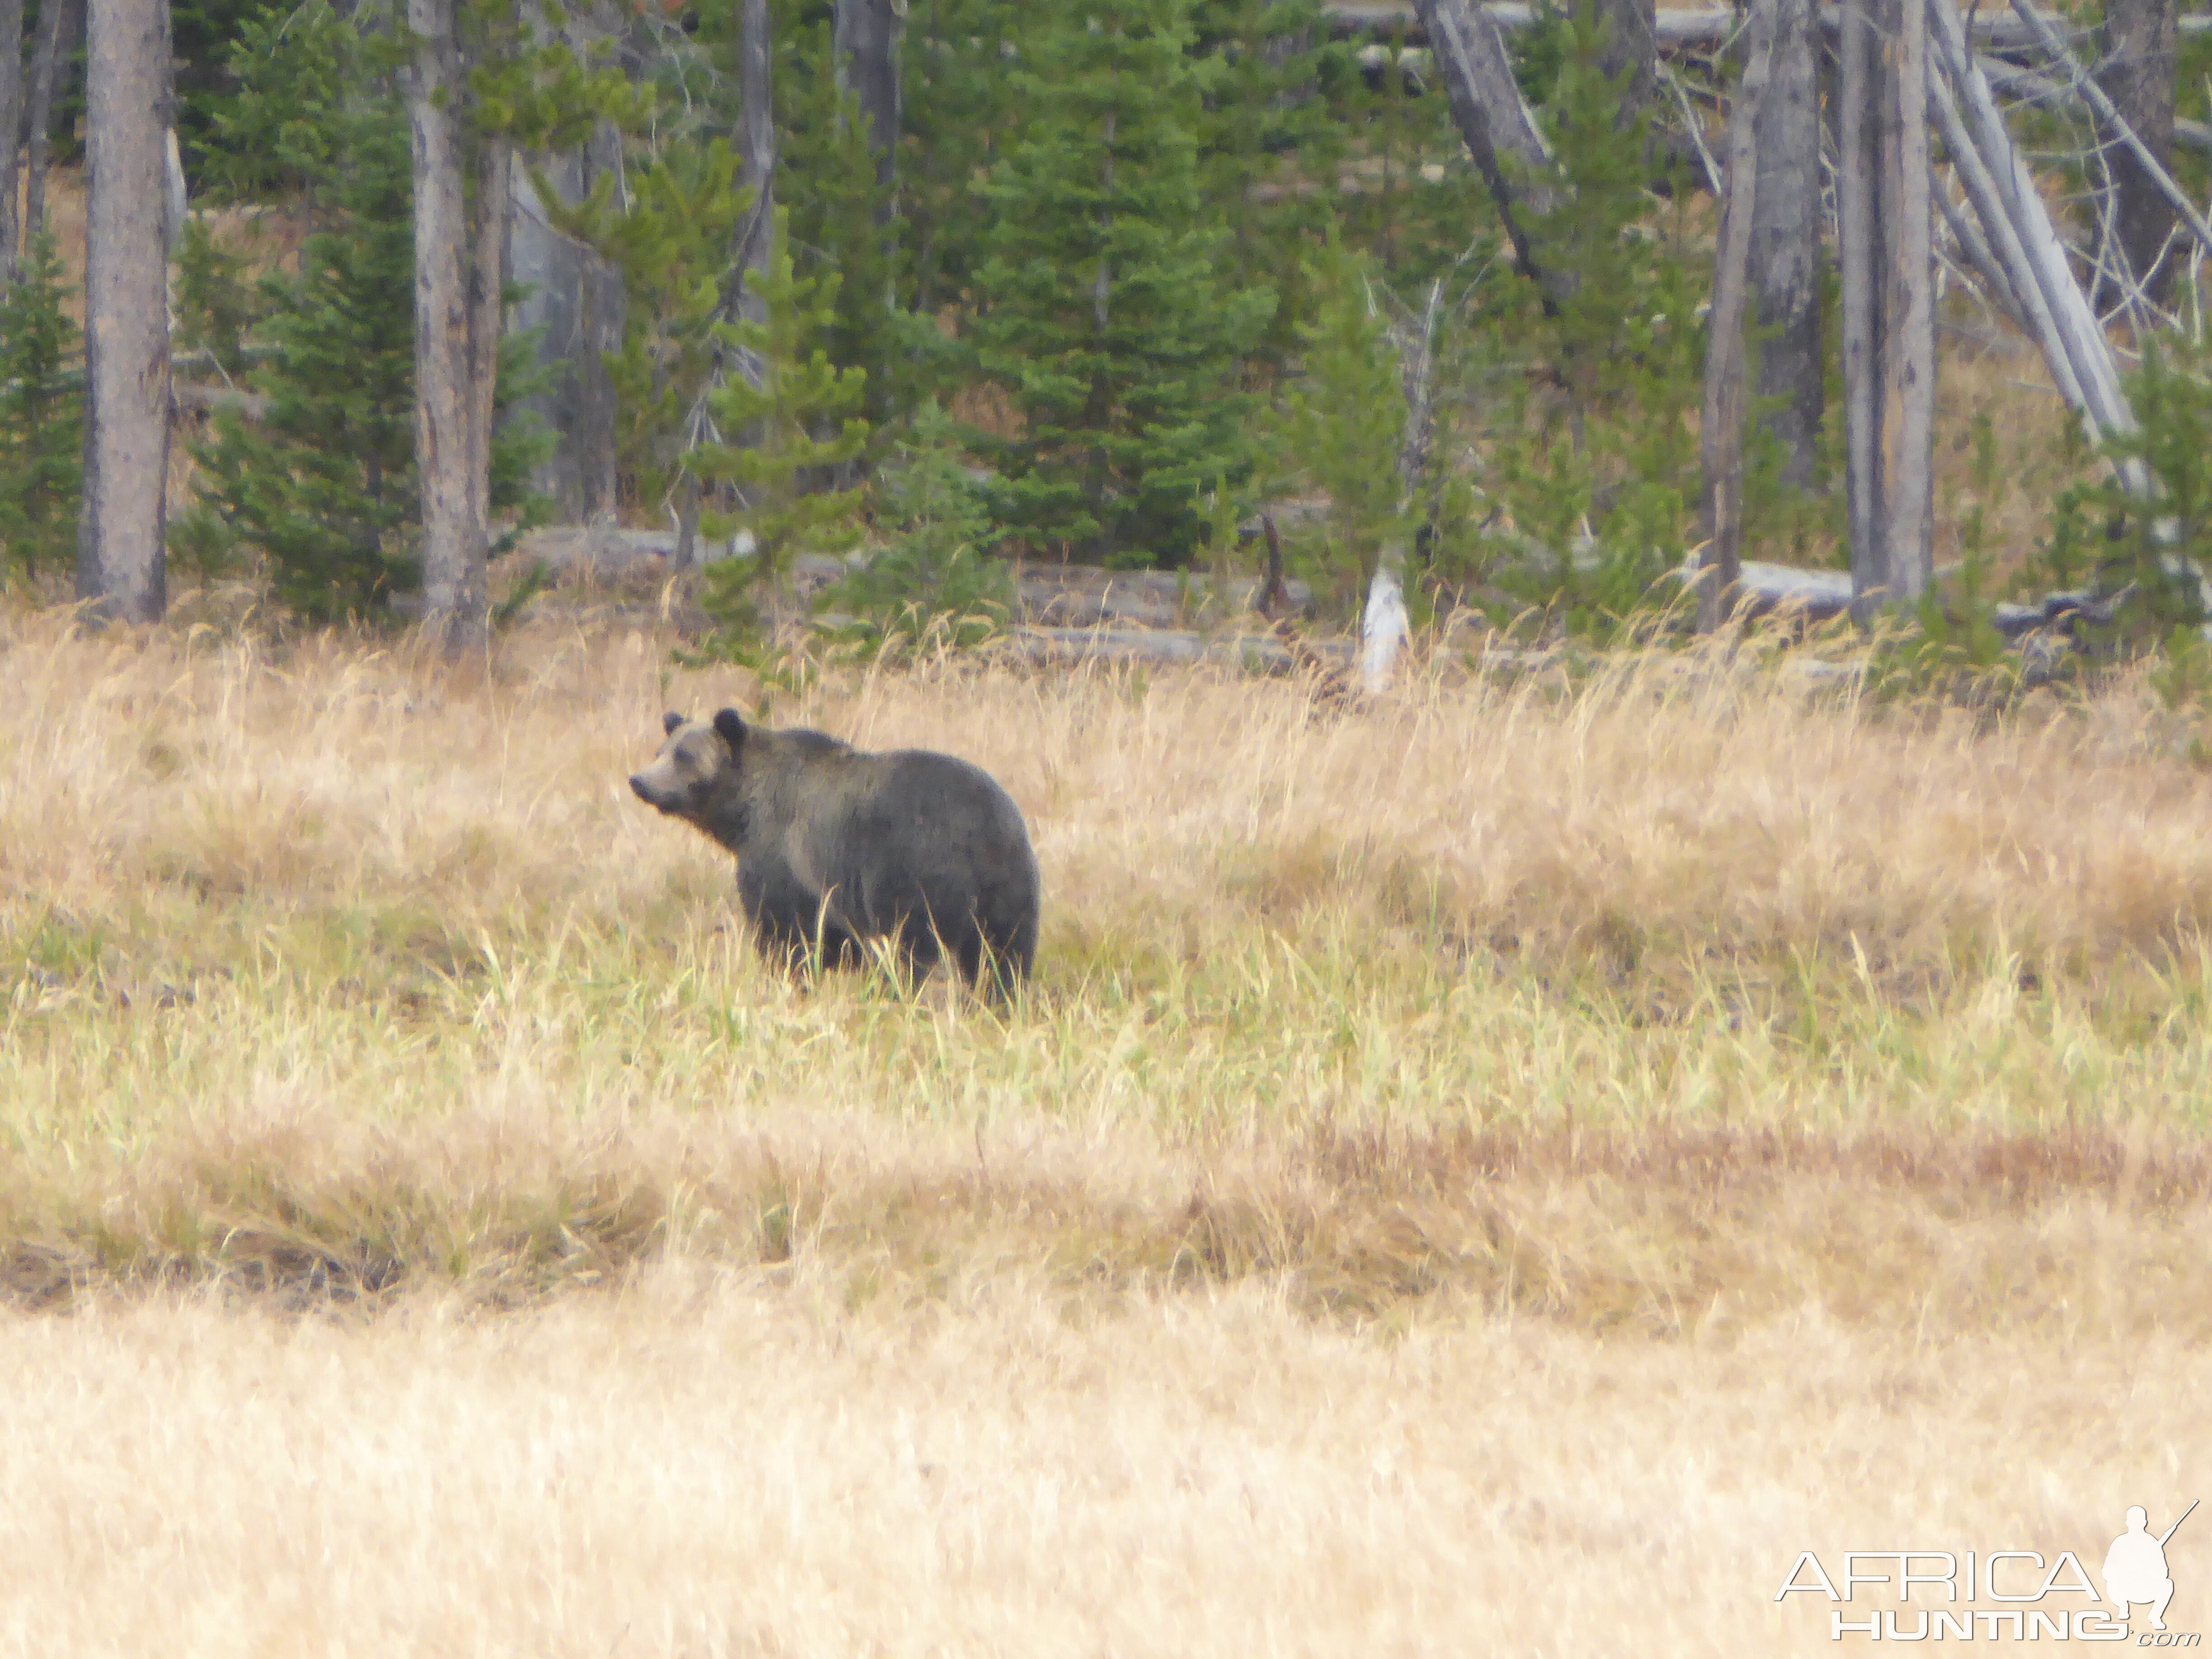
[
  {"x1": 992, "y1": 627, "x2": 1347, "y2": 674},
  {"x1": 1327, "y1": 3, "x2": 2212, "y2": 154},
  {"x1": 1326, "y1": 2, "x2": 2212, "y2": 49},
  {"x1": 506, "y1": 529, "x2": 1318, "y2": 624}
]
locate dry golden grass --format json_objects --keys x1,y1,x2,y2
[
  {"x1": 1, "y1": 595, "x2": 2210, "y2": 1320},
  {"x1": 0, "y1": 1272, "x2": 2204, "y2": 1656},
  {"x1": 4, "y1": 599, "x2": 2211, "y2": 1648}
]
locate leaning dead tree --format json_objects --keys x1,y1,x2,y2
[{"x1": 1692, "y1": 0, "x2": 2183, "y2": 626}]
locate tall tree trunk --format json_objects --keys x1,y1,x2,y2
[
  {"x1": 77, "y1": 0, "x2": 170, "y2": 624},
  {"x1": 577, "y1": 120, "x2": 623, "y2": 520},
  {"x1": 1699, "y1": 0, "x2": 1777, "y2": 632},
  {"x1": 1839, "y1": 0, "x2": 1885, "y2": 620},
  {"x1": 1842, "y1": 0, "x2": 1934, "y2": 620},
  {"x1": 0, "y1": 0, "x2": 23, "y2": 278},
  {"x1": 467, "y1": 129, "x2": 511, "y2": 554},
  {"x1": 2097, "y1": 0, "x2": 2176, "y2": 308},
  {"x1": 1877, "y1": 0, "x2": 1935, "y2": 606},
  {"x1": 22, "y1": 0, "x2": 76, "y2": 243},
  {"x1": 405, "y1": 0, "x2": 485, "y2": 653},
  {"x1": 1747, "y1": 0, "x2": 1823, "y2": 487},
  {"x1": 508, "y1": 151, "x2": 587, "y2": 518},
  {"x1": 834, "y1": 0, "x2": 900, "y2": 194},
  {"x1": 736, "y1": 0, "x2": 775, "y2": 333}
]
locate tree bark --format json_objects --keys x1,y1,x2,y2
[
  {"x1": 1928, "y1": 0, "x2": 2137, "y2": 469},
  {"x1": 76, "y1": 0, "x2": 171, "y2": 624},
  {"x1": 406, "y1": 0, "x2": 486, "y2": 653},
  {"x1": 1747, "y1": 0, "x2": 1823, "y2": 487},
  {"x1": 2097, "y1": 0, "x2": 2176, "y2": 307},
  {"x1": 508, "y1": 152, "x2": 585, "y2": 517},
  {"x1": 0, "y1": 0, "x2": 23, "y2": 279},
  {"x1": 736, "y1": 0, "x2": 775, "y2": 332},
  {"x1": 1699, "y1": 0, "x2": 1776, "y2": 632},
  {"x1": 577, "y1": 120, "x2": 623, "y2": 520},
  {"x1": 1411, "y1": 0, "x2": 1556, "y2": 291},
  {"x1": 1841, "y1": 0, "x2": 1939, "y2": 619},
  {"x1": 1876, "y1": 0, "x2": 1934, "y2": 607},
  {"x1": 833, "y1": 0, "x2": 900, "y2": 194},
  {"x1": 22, "y1": 0, "x2": 76, "y2": 244},
  {"x1": 467, "y1": 129, "x2": 512, "y2": 557},
  {"x1": 1838, "y1": 0, "x2": 1884, "y2": 620}
]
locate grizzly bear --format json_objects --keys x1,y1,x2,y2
[{"x1": 629, "y1": 708, "x2": 1040, "y2": 994}]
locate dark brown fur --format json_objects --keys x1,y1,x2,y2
[{"x1": 631, "y1": 709, "x2": 1040, "y2": 994}]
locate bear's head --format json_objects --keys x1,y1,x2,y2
[{"x1": 629, "y1": 708, "x2": 750, "y2": 825}]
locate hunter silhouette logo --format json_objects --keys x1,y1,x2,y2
[
  {"x1": 2106, "y1": 1502, "x2": 2196, "y2": 1635},
  {"x1": 1777, "y1": 1499, "x2": 2200, "y2": 1643}
]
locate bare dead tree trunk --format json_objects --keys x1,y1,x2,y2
[
  {"x1": 736, "y1": 0, "x2": 775, "y2": 338},
  {"x1": 21, "y1": 0, "x2": 75, "y2": 243},
  {"x1": 406, "y1": 0, "x2": 486, "y2": 653},
  {"x1": 1838, "y1": 0, "x2": 1885, "y2": 620},
  {"x1": 76, "y1": 0, "x2": 170, "y2": 624},
  {"x1": 577, "y1": 122, "x2": 623, "y2": 521},
  {"x1": 0, "y1": 0, "x2": 23, "y2": 278},
  {"x1": 1877, "y1": 0, "x2": 1935, "y2": 605},
  {"x1": 1699, "y1": 0, "x2": 1777, "y2": 632},
  {"x1": 1747, "y1": 0, "x2": 1823, "y2": 487},
  {"x1": 1840, "y1": 0, "x2": 1934, "y2": 621},
  {"x1": 1412, "y1": 0, "x2": 1557, "y2": 293},
  {"x1": 467, "y1": 129, "x2": 512, "y2": 558},
  {"x1": 834, "y1": 0, "x2": 901, "y2": 195},
  {"x1": 2097, "y1": 0, "x2": 2176, "y2": 308},
  {"x1": 509, "y1": 152, "x2": 586, "y2": 518}
]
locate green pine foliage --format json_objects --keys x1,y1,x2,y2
[
  {"x1": 694, "y1": 211, "x2": 872, "y2": 638},
  {"x1": 1273, "y1": 228, "x2": 1409, "y2": 609},
  {"x1": 175, "y1": 217, "x2": 263, "y2": 381},
  {"x1": 2042, "y1": 337, "x2": 2212, "y2": 657},
  {"x1": 768, "y1": 4, "x2": 914, "y2": 445},
  {"x1": 1187, "y1": 0, "x2": 1347, "y2": 377},
  {"x1": 1450, "y1": 11, "x2": 1706, "y2": 635},
  {"x1": 820, "y1": 399, "x2": 1013, "y2": 655},
  {"x1": 174, "y1": 3, "x2": 549, "y2": 619},
  {"x1": 899, "y1": 0, "x2": 1023, "y2": 321},
  {"x1": 0, "y1": 229, "x2": 85, "y2": 583},
  {"x1": 553, "y1": 137, "x2": 751, "y2": 524},
  {"x1": 1327, "y1": 23, "x2": 1483, "y2": 286},
  {"x1": 965, "y1": 0, "x2": 1276, "y2": 567}
]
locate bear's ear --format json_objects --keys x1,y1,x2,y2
[
  {"x1": 712, "y1": 708, "x2": 748, "y2": 753},
  {"x1": 662, "y1": 710, "x2": 686, "y2": 736}
]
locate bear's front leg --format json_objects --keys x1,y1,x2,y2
[{"x1": 737, "y1": 859, "x2": 861, "y2": 975}]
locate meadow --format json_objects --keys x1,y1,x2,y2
[{"x1": 0, "y1": 595, "x2": 2207, "y2": 1654}]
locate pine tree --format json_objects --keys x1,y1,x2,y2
[
  {"x1": 1274, "y1": 228, "x2": 1408, "y2": 610},
  {"x1": 552, "y1": 136, "x2": 750, "y2": 531},
  {"x1": 965, "y1": 0, "x2": 1275, "y2": 568},
  {"x1": 0, "y1": 226, "x2": 84, "y2": 582},
  {"x1": 822, "y1": 397, "x2": 1012, "y2": 655},
  {"x1": 767, "y1": 2, "x2": 911, "y2": 445},
  {"x1": 694, "y1": 209, "x2": 872, "y2": 637},
  {"x1": 173, "y1": 2, "x2": 548, "y2": 621},
  {"x1": 1187, "y1": 0, "x2": 1345, "y2": 381},
  {"x1": 900, "y1": 0, "x2": 1021, "y2": 321}
]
